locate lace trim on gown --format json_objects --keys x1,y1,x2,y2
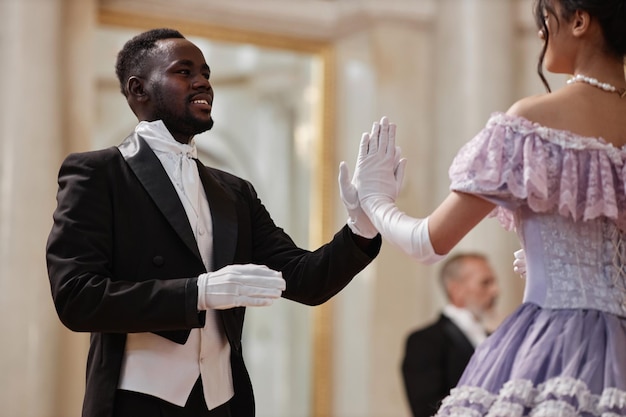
[
  {"x1": 449, "y1": 112, "x2": 626, "y2": 231},
  {"x1": 436, "y1": 377, "x2": 626, "y2": 417}
]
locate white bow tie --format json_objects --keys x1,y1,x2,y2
[{"x1": 136, "y1": 121, "x2": 201, "y2": 216}]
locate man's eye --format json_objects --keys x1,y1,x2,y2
[{"x1": 178, "y1": 69, "x2": 190, "y2": 75}]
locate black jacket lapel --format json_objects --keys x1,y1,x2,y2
[
  {"x1": 118, "y1": 133, "x2": 202, "y2": 262},
  {"x1": 195, "y1": 161, "x2": 238, "y2": 270},
  {"x1": 440, "y1": 315, "x2": 475, "y2": 356}
]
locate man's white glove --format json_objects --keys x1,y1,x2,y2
[
  {"x1": 338, "y1": 162, "x2": 378, "y2": 239},
  {"x1": 513, "y1": 249, "x2": 527, "y2": 278},
  {"x1": 197, "y1": 264, "x2": 286, "y2": 310},
  {"x1": 355, "y1": 116, "x2": 444, "y2": 264},
  {"x1": 339, "y1": 119, "x2": 406, "y2": 239}
]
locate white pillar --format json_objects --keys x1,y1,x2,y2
[
  {"x1": 0, "y1": 0, "x2": 95, "y2": 415},
  {"x1": 433, "y1": 0, "x2": 523, "y2": 321},
  {"x1": 333, "y1": 19, "x2": 442, "y2": 417},
  {"x1": 434, "y1": 0, "x2": 517, "y2": 195}
]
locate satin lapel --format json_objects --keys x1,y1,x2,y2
[
  {"x1": 195, "y1": 160, "x2": 238, "y2": 269},
  {"x1": 118, "y1": 133, "x2": 202, "y2": 261},
  {"x1": 441, "y1": 315, "x2": 475, "y2": 355}
]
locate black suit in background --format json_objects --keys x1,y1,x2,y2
[{"x1": 401, "y1": 314, "x2": 475, "y2": 417}]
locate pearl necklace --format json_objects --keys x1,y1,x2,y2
[{"x1": 567, "y1": 74, "x2": 626, "y2": 98}]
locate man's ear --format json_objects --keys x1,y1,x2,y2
[
  {"x1": 571, "y1": 9, "x2": 591, "y2": 37},
  {"x1": 127, "y1": 76, "x2": 148, "y2": 102}
]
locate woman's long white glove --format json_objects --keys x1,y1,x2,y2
[
  {"x1": 355, "y1": 117, "x2": 445, "y2": 264},
  {"x1": 197, "y1": 264, "x2": 286, "y2": 310},
  {"x1": 338, "y1": 120, "x2": 405, "y2": 238}
]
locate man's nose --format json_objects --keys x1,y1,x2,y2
[{"x1": 192, "y1": 76, "x2": 211, "y2": 89}]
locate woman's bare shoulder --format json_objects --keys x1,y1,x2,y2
[{"x1": 505, "y1": 93, "x2": 563, "y2": 126}]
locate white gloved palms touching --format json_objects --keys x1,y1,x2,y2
[
  {"x1": 353, "y1": 116, "x2": 445, "y2": 264},
  {"x1": 355, "y1": 116, "x2": 407, "y2": 207},
  {"x1": 197, "y1": 264, "x2": 286, "y2": 310},
  {"x1": 338, "y1": 117, "x2": 406, "y2": 239}
]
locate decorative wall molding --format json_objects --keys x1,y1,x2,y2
[{"x1": 100, "y1": 0, "x2": 436, "y2": 40}]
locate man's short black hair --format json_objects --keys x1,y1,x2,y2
[{"x1": 115, "y1": 28, "x2": 185, "y2": 97}]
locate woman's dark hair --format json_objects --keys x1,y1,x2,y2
[
  {"x1": 533, "y1": 0, "x2": 626, "y2": 92},
  {"x1": 115, "y1": 28, "x2": 185, "y2": 97}
]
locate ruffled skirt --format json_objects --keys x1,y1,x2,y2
[{"x1": 435, "y1": 303, "x2": 626, "y2": 417}]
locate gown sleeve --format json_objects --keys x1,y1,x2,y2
[{"x1": 448, "y1": 112, "x2": 626, "y2": 231}]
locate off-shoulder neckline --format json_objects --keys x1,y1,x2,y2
[{"x1": 488, "y1": 112, "x2": 626, "y2": 152}]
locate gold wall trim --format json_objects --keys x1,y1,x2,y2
[
  {"x1": 311, "y1": 45, "x2": 336, "y2": 417},
  {"x1": 99, "y1": 7, "x2": 337, "y2": 416},
  {"x1": 98, "y1": 8, "x2": 328, "y2": 54}
]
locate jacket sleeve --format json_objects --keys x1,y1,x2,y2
[
  {"x1": 46, "y1": 150, "x2": 204, "y2": 333},
  {"x1": 240, "y1": 179, "x2": 381, "y2": 305}
]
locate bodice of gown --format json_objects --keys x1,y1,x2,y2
[
  {"x1": 449, "y1": 112, "x2": 626, "y2": 318},
  {"x1": 519, "y1": 209, "x2": 626, "y2": 316}
]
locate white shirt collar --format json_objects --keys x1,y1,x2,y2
[
  {"x1": 442, "y1": 304, "x2": 487, "y2": 347},
  {"x1": 135, "y1": 120, "x2": 197, "y2": 158}
]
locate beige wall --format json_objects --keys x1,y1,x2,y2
[{"x1": 0, "y1": 0, "x2": 553, "y2": 416}]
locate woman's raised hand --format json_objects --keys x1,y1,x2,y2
[{"x1": 355, "y1": 116, "x2": 407, "y2": 207}]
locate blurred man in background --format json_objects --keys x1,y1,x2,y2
[{"x1": 401, "y1": 253, "x2": 499, "y2": 417}]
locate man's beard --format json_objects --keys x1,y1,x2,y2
[
  {"x1": 467, "y1": 299, "x2": 496, "y2": 323},
  {"x1": 153, "y1": 88, "x2": 214, "y2": 139}
]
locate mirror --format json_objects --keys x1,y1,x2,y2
[{"x1": 94, "y1": 15, "x2": 333, "y2": 417}]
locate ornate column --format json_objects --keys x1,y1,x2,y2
[
  {"x1": 333, "y1": 14, "x2": 440, "y2": 417},
  {"x1": 433, "y1": 0, "x2": 523, "y2": 320},
  {"x1": 0, "y1": 0, "x2": 95, "y2": 415}
]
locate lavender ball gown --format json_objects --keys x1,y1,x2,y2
[{"x1": 435, "y1": 113, "x2": 626, "y2": 417}]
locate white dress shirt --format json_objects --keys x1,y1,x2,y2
[
  {"x1": 442, "y1": 304, "x2": 488, "y2": 348},
  {"x1": 117, "y1": 120, "x2": 234, "y2": 409}
]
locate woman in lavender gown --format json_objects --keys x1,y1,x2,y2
[{"x1": 344, "y1": 0, "x2": 626, "y2": 415}]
